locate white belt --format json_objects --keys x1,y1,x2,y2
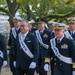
[
  {"x1": 64, "y1": 31, "x2": 73, "y2": 39},
  {"x1": 50, "y1": 38, "x2": 72, "y2": 64},
  {"x1": 35, "y1": 30, "x2": 49, "y2": 49},
  {"x1": 19, "y1": 33, "x2": 34, "y2": 58},
  {"x1": 12, "y1": 27, "x2": 17, "y2": 39}
]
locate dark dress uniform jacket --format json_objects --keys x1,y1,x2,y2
[
  {"x1": 8, "y1": 28, "x2": 20, "y2": 55},
  {"x1": 35, "y1": 29, "x2": 52, "y2": 59},
  {"x1": 47, "y1": 37, "x2": 75, "y2": 75},
  {"x1": 68, "y1": 30, "x2": 75, "y2": 40},
  {"x1": 8, "y1": 28, "x2": 20, "y2": 72},
  {"x1": 29, "y1": 28, "x2": 37, "y2": 34},
  {"x1": 16, "y1": 32, "x2": 39, "y2": 69},
  {"x1": 0, "y1": 34, "x2": 7, "y2": 66},
  {"x1": 50, "y1": 30, "x2": 55, "y2": 38}
]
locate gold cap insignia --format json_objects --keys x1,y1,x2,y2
[{"x1": 68, "y1": 17, "x2": 75, "y2": 23}]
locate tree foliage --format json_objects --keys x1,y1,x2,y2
[
  {"x1": 17, "y1": 0, "x2": 75, "y2": 22},
  {"x1": 0, "y1": 0, "x2": 20, "y2": 27},
  {"x1": 0, "y1": 0, "x2": 75, "y2": 26}
]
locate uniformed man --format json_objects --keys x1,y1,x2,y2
[
  {"x1": 8, "y1": 16, "x2": 22, "y2": 75},
  {"x1": 64, "y1": 17, "x2": 75, "y2": 40},
  {"x1": 0, "y1": 34, "x2": 7, "y2": 73},
  {"x1": 28, "y1": 20, "x2": 37, "y2": 34},
  {"x1": 35, "y1": 18, "x2": 53, "y2": 75},
  {"x1": 48, "y1": 22, "x2": 56, "y2": 38},
  {"x1": 48, "y1": 22, "x2": 56, "y2": 75},
  {"x1": 15, "y1": 20, "x2": 39, "y2": 75},
  {"x1": 48, "y1": 22, "x2": 56, "y2": 32},
  {"x1": 44, "y1": 23, "x2": 75, "y2": 75}
]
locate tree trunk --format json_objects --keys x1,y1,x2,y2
[{"x1": 26, "y1": 5, "x2": 31, "y2": 21}]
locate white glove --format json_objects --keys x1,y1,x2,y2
[
  {"x1": 13, "y1": 61, "x2": 16, "y2": 67},
  {"x1": 7, "y1": 50, "x2": 10, "y2": 54},
  {"x1": 73, "y1": 71, "x2": 75, "y2": 75},
  {"x1": 29, "y1": 62, "x2": 36, "y2": 69},
  {"x1": 3, "y1": 61, "x2": 7, "y2": 67},
  {"x1": 44, "y1": 64, "x2": 49, "y2": 71}
]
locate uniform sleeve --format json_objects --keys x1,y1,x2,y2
[
  {"x1": 32, "y1": 35, "x2": 39, "y2": 63},
  {"x1": 47, "y1": 31, "x2": 52, "y2": 48},
  {"x1": 49, "y1": 31, "x2": 55, "y2": 39},
  {"x1": 69, "y1": 40, "x2": 75, "y2": 70},
  {"x1": 51, "y1": 32, "x2": 55, "y2": 38},
  {"x1": 8, "y1": 29, "x2": 12, "y2": 49},
  {"x1": 45, "y1": 42, "x2": 52, "y2": 64},
  {"x1": 1, "y1": 35, "x2": 7, "y2": 60}
]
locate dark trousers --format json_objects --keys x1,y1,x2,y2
[
  {"x1": 16, "y1": 66, "x2": 35, "y2": 75},
  {"x1": 0, "y1": 57, "x2": 3, "y2": 74},
  {"x1": 9, "y1": 54, "x2": 16, "y2": 75},
  {"x1": 50, "y1": 60, "x2": 54, "y2": 75},
  {"x1": 0, "y1": 65, "x2": 2, "y2": 74},
  {"x1": 53, "y1": 65, "x2": 62, "y2": 75},
  {"x1": 38, "y1": 59, "x2": 47, "y2": 75},
  {"x1": 53, "y1": 65, "x2": 72, "y2": 75}
]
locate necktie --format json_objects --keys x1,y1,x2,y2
[
  {"x1": 40, "y1": 31, "x2": 42, "y2": 34},
  {"x1": 15, "y1": 29, "x2": 18, "y2": 39},
  {"x1": 22, "y1": 34, "x2": 25, "y2": 40},
  {"x1": 57, "y1": 39, "x2": 60, "y2": 43},
  {"x1": 71, "y1": 32, "x2": 74, "y2": 37}
]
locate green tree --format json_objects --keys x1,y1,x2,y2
[
  {"x1": 0, "y1": 0, "x2": 75, "y2": 26},
  {"x1": 0, "y1": 0, "x2": 20, "y2": 27},
  {"x1": 17, "y1": 0, "x2": 75, "y2": 22}
]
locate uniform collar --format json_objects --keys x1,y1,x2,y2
[
  {"x1": 15, "y1": 27, "x2": 20, "y2": 31},
  {"x1": 70, "y1": 30, "x2": 75, "y2": 34},
  {"x1": 39, "y1": 29, "x2": 45, "y2": 33},
  {"x1": 57, "y1": 35, "x2": 64, "y2": 42},
  {"x1": 21, "y1": 31, "x2": 29, "y2": 40}
]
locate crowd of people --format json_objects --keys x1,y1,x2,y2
[{"x1": 0, "y1": 16, "x2": 75, "y2": 75}]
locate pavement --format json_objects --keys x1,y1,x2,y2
[
  {"x1": 1, "y1": 66, "x2": 51, "y2": 75},
  {"x1": 1, "y1": 66, "x2": 12, "y2": 75}
]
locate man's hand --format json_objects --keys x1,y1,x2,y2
[
  {"x1": 3, "y1": 61, "x2": 7, "y2": 67},
  {"x1": 44, "y1": 64, "x2": 49, "y2": 71},
  {"x1": 7, "y1": 50, "x2": 10, "y2": 54},
  {"x1": 73, "y1": 71, "x2": 75, "y2": 75},
  {"x1": 13, "y1": 61, "x2": 16, "y2": 67},
  {"x1": 29, "y1": 62, "x2": 36, "y2": 69}
]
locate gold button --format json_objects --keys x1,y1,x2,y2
[{"x1": 54, "y1": 63, "x2": 56, "y2": 65}]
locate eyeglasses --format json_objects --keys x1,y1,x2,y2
[{"x1": 69, "y1": 23, "x2": 75, "y2": 25}]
